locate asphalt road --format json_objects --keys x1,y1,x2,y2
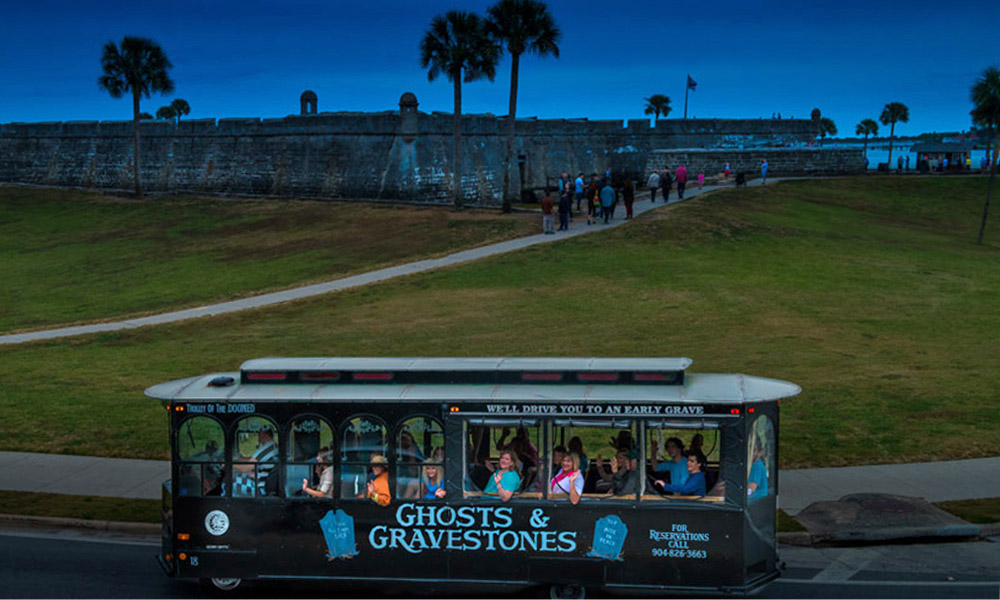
[{"x1": 3, "y1": 528, "x2": 998, "y2": 599}]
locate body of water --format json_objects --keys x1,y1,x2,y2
[{"x1": 830, "y1": 142, "x2": 992, "y2": 170}]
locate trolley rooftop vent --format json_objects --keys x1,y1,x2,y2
[{"x1": 238, "y1": 357, "x2": 692, "y2": 386}]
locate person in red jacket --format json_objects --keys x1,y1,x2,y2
[{"x1": 675, "y1": 164, "x2": 688, "y2": 200}]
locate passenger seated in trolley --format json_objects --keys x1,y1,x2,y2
[
  {"x1": 233, "y1": 426, "x2": 278, "y2": 497},
  {"x1": 484, "y1": 450, "x2": 521, "y2": 501},
  {"x1": 301, "y1": 447, "x2": 334, "y2": 498},
  {"x1": 365, "y1": 455, "x2": 392, "y2": 506},
  {"x1": 406, "y1": 449, "x2": 446, "y2": 499},
  {"x1": 596, "y1": 449, "x2": 639, "y2": 496},
  {"x1": 654, "y1": 452, "x2": 707, "y2": 497},
  {"x1": 650, "y1": 437, "x2": 688, "y2": 487},
  {"x1": 747, "y1": 441, "x2": 768, "y2": 502},
  {"x1": 495, "y1": 426, "x2": 538, "y2": 487},
  {"x1": 549, "y1": 452, "x2": 583, "y2": 505}
]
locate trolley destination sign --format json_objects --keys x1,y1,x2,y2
[{"x1": 477, "y1": 402, "x2": 715, "y2": 416}]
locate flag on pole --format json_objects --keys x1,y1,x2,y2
[{"x1": 687, "y1": 75, "x2": 697, "y2": 91}]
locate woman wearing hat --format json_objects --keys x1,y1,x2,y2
[{"x1": 366, "y1": 455, "x2": 392, "y2": 506}]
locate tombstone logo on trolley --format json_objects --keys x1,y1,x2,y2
[
  {"x1": 587, "y1": 515, "x2": 628, "y2": 561},
  {"x1": 320, "y1": 509, "x2": 359, "y2": 560}
]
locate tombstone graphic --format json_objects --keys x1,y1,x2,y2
[
  {"x1": 587, "y1": 514, "x2": 628, "y2": 561},
  {"x1": 319, "y1": 509, "x2": 359, "y2": 560}
]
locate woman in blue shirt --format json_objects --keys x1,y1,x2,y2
[
  {"x1": 484, "y1": 450, "x2": 521, "y2": 501},
  {"x1": 655, "y1": 452, "x2": 707, "y2": 497}
]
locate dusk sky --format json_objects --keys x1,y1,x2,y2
[{"x1": 2, "y1": 0, "x2": 998, "y2": 136}]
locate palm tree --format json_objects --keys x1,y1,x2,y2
[
  {"x1": 970, "y1": 65, "x2": 1000, "y2": 244},
  {"x1": 155, "y1": 105, "x2": 176, "y2": 121},
  {"x1": 879, "y1": 101, "x2": 910, "y2": 168},
  {"x1": 170, "y1": 98, "x2": 190, "y2": 124},
  {"x1": 643, "y1": 94, "x2": 672, "y2": 120},
  {"x1": 486, "y1": 0, "x2": 560, "y2": 213},
  {"x1": 855, "y1": 118, "x2": 879, "y2": 158},
  {"x1": 818, "y1": 117, "x2": 837, "y2": 145},
  {"x1": 811, "y1": 107, "x2": 822, "y2": 139},
  {"x1": 98, "y1": 36, "x2": 174, "y2": 198},
  {"x1": 420, "y1": 11, "x2": 501, "y2": 209}
]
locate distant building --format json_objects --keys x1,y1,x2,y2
[{"x1": 910, "y1": 141, "x2": 972, "y2": 172}]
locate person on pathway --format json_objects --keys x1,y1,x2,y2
[
  {"x1": 943, "y1": 156, "x2": 949, "y2": 171},
  {"x1": 623, "y1": 176, "x2": 635, "y2": 219},
  {"x1": 724, "y1": 162, "x2": 731, "y2": 179},
  {"x1": 660, "y1": 166, "x2": 672, "y2": 202},
  {"x1": 760, "y1": 159, "x2": 768, "y2": 185},
  {"x1": 574, "y1": 172, "x2": 585, "y2": 212},
  {"x1": 586, "y1": 179, "x2": 600, "y2": 225},
  {"x1": 674, "y1": 164, "x2": 688, "y2": 200},
  {"x1": 897, "y1": 155, "x2": 904, "y2": 173},
  {"x1": 600, "y1": 181, "x2": 616, "y2": 224},
  {"x1": 557, "y1": 185, "x2": 572, "y2": 231},
  {"x1": 905, "y1": 155, "x2": 910, "y2": 170},
  {"x1": 647, "y1": 170, "x2": 660, "y2": 203},
  {"x1": 697, "y1": 172, "x2": 705, "y2": 189},
  {"x1": 541, "y1": 190, "x2": 555, "y2": 234}
]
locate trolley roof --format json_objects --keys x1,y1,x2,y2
[{"x1": 144, "y1": 357, "x2": 800, "y2": 405}]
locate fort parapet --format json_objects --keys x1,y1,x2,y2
[{"x1": 0, "y1": 96, "x2": 860, "y2": 205}]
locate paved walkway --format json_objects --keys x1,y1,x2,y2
[
  {"x1": 2, "y1": 451, "x2": 997, "y2": 513},
  {"x1": 0, "y1": 179, "x2": 760, "y2": 345}
]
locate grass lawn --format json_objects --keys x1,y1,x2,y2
[
  {"x1": 0, "y1": 177, "x2": 997, "y2": 468},
  {"x1": 0, "y1": 491, "x2": 160, "y2": 523},
  {"x1": 934, "y1": 498, "x2": 1000, "y2": 524},
  {"x1": 0, "y1": 185, "x2": 537, "y2": 332}
]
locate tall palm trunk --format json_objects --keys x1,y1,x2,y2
[
  {"x1": 887, "y1": 122, "x2": 895, "y2": 167},
  {"x1": 978, "y1": 132, "x2": 1000, "y2": 244},
  {"x1": 501, "y1": 52, "x2": 520, "y2": 213},
  {"x1": 132, "y1": 90, "x2": 143, "y2": 197},
  {"x1": 452, "y1": 73, "x2": 463, "y2": 209},
  {"x1": 862, "y1": 134, "x2": 869, "y2": 159}
]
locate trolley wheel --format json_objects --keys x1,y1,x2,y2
[
  {"x1": 549, "y1": 583, "x2": 586, "y2": 599},
  {"x1": 201, "y1": 577, "x2": 242, "y2": 592}
]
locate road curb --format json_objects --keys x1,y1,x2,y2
[{"x1": 0, "y1": 513, "x2": 159, "y2": 536}]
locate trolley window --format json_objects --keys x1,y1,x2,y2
[
  {"x1": 645, "y1": 420, "x2": 723, "y2": 502},
  {"x1": 232, "y1": 416, "x2": 280, "y2": 498},
  {"x1": 176, "y1": 416, "x2": 224, "y2": 498},
  {"x1": 287, "y1": 415, "x2": 335, "y2": 499},
  {"x1": 397, "y1": 416, "x2": 444, "y2": 500},
  {"x1": 550, "y1": 419, "x2": 637, "y2": 500},
  {"x1": 465, "y1": 419, "x2": 540, "y2": 499},
  {"x1": 340, "y1": 415, "x2": 388, "y2": 500}
]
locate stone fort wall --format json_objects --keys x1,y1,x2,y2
[{"x1": 0, "y1": 99, "x2": 847, "y2": 206}]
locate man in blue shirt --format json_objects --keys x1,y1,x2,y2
[
  {"x1": 574, "y1": 172, "x2": 585, "y2": 212},
  {"x1": 651, "y1": 437, "x2": 689, "y2": 488},
  {"x1": 599, "y1": 181, "x2": 616, "y2": 224}
]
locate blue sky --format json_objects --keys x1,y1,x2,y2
[{"x1": 1, "y1": 0, "x2": 997, "y2": 136}]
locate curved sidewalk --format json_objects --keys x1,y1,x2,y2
[
  {"x1": 0, "y1": 180, "x2": 762, "y2": 345},
  {"x1": 1, "y1": 450, "x2": 997, "y2": 510}
]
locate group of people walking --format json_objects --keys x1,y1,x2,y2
[
  {"x1": 540, "y1": 165, "x2": 703, "y2": 234},
  {"x1": 541, "y1": 171, "x2": 639, "y2": 234}
]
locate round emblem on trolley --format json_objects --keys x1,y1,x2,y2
[{"x1": 204, "y1": 510, "x2": 230, "y2": 536}]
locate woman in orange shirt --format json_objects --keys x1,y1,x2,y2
[{"x1": 366, "y1": 455, "x2": 392, "y2": 506}]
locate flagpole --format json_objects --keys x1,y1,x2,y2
[{"x1": 684, "y1": 84, "x2": 689, "y2": 120}]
